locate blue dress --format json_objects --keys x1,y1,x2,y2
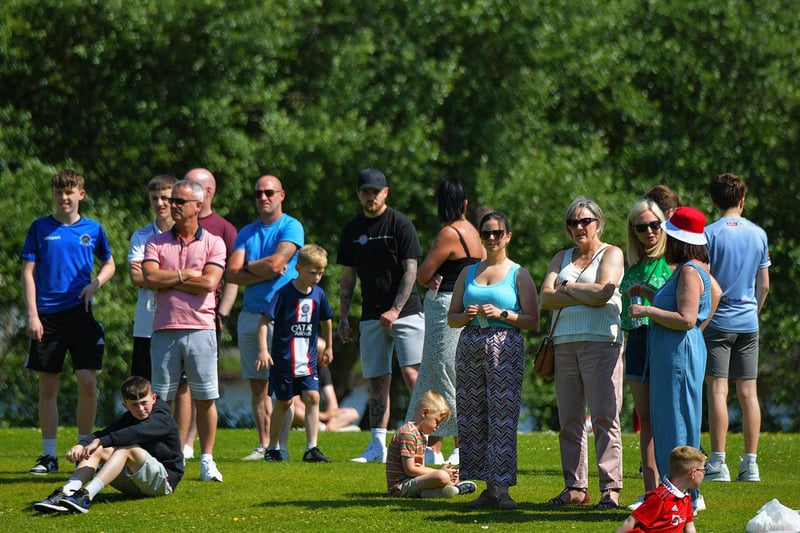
[{"x1": 647, "y1": 261, "x2": 711, "y2": 478}]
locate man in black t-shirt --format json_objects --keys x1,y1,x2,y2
[{"x1": 337, "y1": 168, "x2": 424, "y2": 463}]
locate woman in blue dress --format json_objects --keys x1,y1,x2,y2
[{"x1": 629, "y1": 207, "x2": 720, "y2": 510}]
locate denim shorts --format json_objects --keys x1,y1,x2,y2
[{"x1": 624, "y1": 326, "x2": 649, "y2": 381}]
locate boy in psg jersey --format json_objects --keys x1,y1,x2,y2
[{"x1": 257, "y1": 244, "x2": 334, "y2": 463}]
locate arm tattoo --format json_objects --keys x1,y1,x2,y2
[{"x1": 391, "y1": 259, "x2": 418, "y2": 310}]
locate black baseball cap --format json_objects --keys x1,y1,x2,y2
[{"x1": 357, "y1": 168, "x2": 388, "y2": 191}]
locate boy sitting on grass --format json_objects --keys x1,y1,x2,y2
[
  {"x1": 33, "y1": 376, "x2": 183, "y2": 514},
  {"x1": 386, "y1": 390, "x2": 476, "y2": 498},
  {"x1": 616, "y1": 446, "x2": 706, "y2": 533},
  {"x1": 259, "y1": 244, "x2": 334, "y2": 463}
]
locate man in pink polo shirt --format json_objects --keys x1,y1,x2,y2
[{"x1": 142, "y1": 180, "x2": 226, "y2": 483}]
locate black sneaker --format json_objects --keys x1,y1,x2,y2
[
  {"x1": 33, "y1": 488, "x2": 69, "y2": 513},
  {"x1": 60, "y1": 488, "x2": 91, "y2": 513},
  {"x1": 302, "y1": 447, "x2": 331, "y2": 463},
  {"x1": 29, "y1": 455, "x2": 59, "y2": 475},
  {"x1": 264, "y1": 449, "x2": 284, "y2": 462}
]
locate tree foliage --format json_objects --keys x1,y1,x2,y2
[{"x1": 1, "y1": 0, "x2": 798, "y2": 429}]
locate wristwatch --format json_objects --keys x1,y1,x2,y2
[
  {"x1": 500, "y1": 310, "x2": 509, "y2": 319},
  {"x1": 243, "y1": 262, "x2": 250, "y2": 273}
]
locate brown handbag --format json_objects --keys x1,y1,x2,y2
[{"x1": 534, "y1": 309, "x2": 561, "y2": 381}]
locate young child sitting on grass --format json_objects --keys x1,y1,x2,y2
[
  {"x1": 34, "y1": 376, "x2": 183, "y2": 514},
  {"x1": 616, "y1": 446, "x2": 706, "y2": 533},
  {"x1": 386, "y1": 390, "x2": 476, "y2": 498}
]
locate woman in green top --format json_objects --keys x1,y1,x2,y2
[{"x1": 620, "y1": 199, "x2": 673, "y2": 507}]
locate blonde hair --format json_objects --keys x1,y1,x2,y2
[
  {"x1": 297, "y1": 244, "x2": 328, "y2": 269},
  {"x1": 626, "y1": 199, "x2": 667, "y2": 265},
  {"x1": 668, "y1": 446, "x2": 706, "y2": 476},
  {"x1": 415, "y1": 390, "x2": 451, "y2": 421}
]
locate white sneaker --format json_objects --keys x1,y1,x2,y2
[
  {"x1": 242, "y1": 447, "x2": 266, "y2": 461},
  {"x1": 736, "y1": 458, "x2": 761, "y2": 482},
  {"x1": 183, "y1": 444, "x2": 195, "y2": 460},
  {"x1": 695, "y1": 494, "x2": 706, "y2": 512},
  {"x1": 445, "y1": 448, "x2": 460, "y2": 466},
  {"x1": 350, "y1": 442, "x2": 387, "y2": 463},
  {"x1": 627, "y1": 494, "x2": 645, "y2": 511},
  {"x1": 704, "y1": 461, "x2": 730, "y2": 482},
  {"x1": 424, "y1": 447, "x2": 444, "y2": 466},
  {"x1": 199, "y1": 459, "x2": 223, "y2": 482}
]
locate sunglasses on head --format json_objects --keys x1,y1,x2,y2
[
  {"x1": 480, "y1": 229, "x2": 506, "y2": 240},
  {"x1": 566, "y1": 217, "x2": 597, "y2": 228},
  {"x1": 634, "y1": 221, "x2": 662, "y2": 233},
  {"x1": 254, "y1": 189, "x2": 279, "y2": 199}
]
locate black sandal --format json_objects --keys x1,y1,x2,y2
[
  {"x1": 546, "y1": 487, "x2": 590, "y2": 506},
  {"x1": 595, "y1": 489, "x2": 620, "y2": 510}
]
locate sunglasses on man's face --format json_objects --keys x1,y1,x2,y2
[
  {"x1": 566, "y1": 217, "x2": 597, "y2": 228},
  {"x1": 480, "y1": 229, "x2": 506, "y2": 240},
  {"x1": 254, "y1": 189, "x2": 279, "y2": 199},
  {"x1": 633, "y1": 221, "x2": 662, "y2": 233},
  {"x1": 169, "y1": 197, "x2": 194, "y2": 206}
]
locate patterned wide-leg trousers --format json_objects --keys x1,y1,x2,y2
[{"x1": 456, "y1": 326, "x2": 524, "y2": 488}]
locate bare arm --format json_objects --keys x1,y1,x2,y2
[
  {"x1": 142, "y1": 261, "x2": 222, "y2": 294},
  {"x1": 447, "y1": 268, "x2": 480, "y2": 328},
  {"x1": 226, "y1": 242, "x2": 299, "y2": 286},
  {"x1": 615, "y1": 515, "x2": 637, "y2": 533},
  {"x1": 338, "y1": 266, "x2": 357, "y2": 342},
  {"x1": 177, "y1": 264, "x2": 224, "y2": 295},
  {"x1": 218, "y1": 279, "x2": 239, "y2": 316},
  {"x1": 755, "y1": 267, "x2": 770, "y2": 313},
  {"x1": 540, "y1": 250, "x2": 574, "y2": 310},
  {"x1": 630, "y1": 265, "x2": 702, "y2": 331},
  {"x1": 319, "y1": 319, "x2": 334, "y2": 366},
  {"x1": 79, "y1": 256, "x2": 116, "y2": 310},
  {"x1": 417, "y1": 227, "x2": 457, "y2": 288},
  {"x1": 380, "y1": 258, "x2": 419, "y2": 331},
  {"x1": 22, "y1": 260, "x2": 42, "y2": 341},
  {"x1": 561, "y1": 246, "x2": 623, "y2": 306}
]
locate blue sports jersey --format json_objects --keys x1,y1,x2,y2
[
  {"x1": 705, "y1": 217, "x2": 770, "y2": 333},
  {"x1": 234, "y1": 214, "x2": 304, "y2": 313},
  {"x1": 263, "y1": 283, "x2": 333, "y2": 377},
  {"x1": 21, "y1": 215, "x2": 113, "y2": 314}
]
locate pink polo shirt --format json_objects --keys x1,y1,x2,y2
[{"x1": 143, "y1": 226, "x2": 226, "y2": 331}]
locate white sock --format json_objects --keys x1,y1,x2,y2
[
  {"x1": 709, "y1": 451, "x2": 726, "y2": 465},
  {"x1": 42, "y1": 438, "x2": 57, "y2": 457},
  {"x1": 85, "y1": 478, "x2": 105, "y2": 500},
  {"x1": 200, "y1": 453, "x2": 213, "y2": 463},
  {"x1": 62, "y1": 478, "x2": 83, "y2": 495},
  {"x1": 371, "y1": 428, "x2": 387, "y2": 449},
  {"x1": 743, "y1": 453, "x2": 757, "y2": 464}
]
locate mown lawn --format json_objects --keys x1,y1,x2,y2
[{"x1": 1, "y1": 427, "x2": 798, "y2": 532}]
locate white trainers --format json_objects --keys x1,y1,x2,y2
[
  {"x1": 199, "y1": 459, "x2": 223, "y2": 482},
  {"x1": 242, "y1": 447, "x2": 266, "y2": 461},
  {"x1": 736, "y1": 458, "x2": 761, "y2": 482},
  {"x1": 445, "y1": 448, "x2": 460, "y2": 466},
  {"x1": 424, "y1": 447, "x2": 444, "y2": 466},
  {"x1": 704, "y1": 461, "x2": 730, "y2": 482},
  {"x1": 695, "y1": 494, "x2": 706, "y2": 512},
  {"x1": 627, "y1": 494, "x2": 645, "y2": 511},
  {"x1": 183, "y1": 444, "x2": 195, "y2": 460},
  {"x1": 350, "y1": 442, "x2": 387, "y2": 463}
]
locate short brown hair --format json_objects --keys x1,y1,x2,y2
[
  {"x1": 52, "y1": 168, "x2": 85, "y2": 190},
  {"x1": 645, "y1": 185, "x2": 682, "y2": 216},
  {"x1": 415, "y1": 390, "x2": 451, "y2": 421},
  {"x1": 668, "y1": 446, "x2": 706, "y2": 476},
  {"x1": 709, "y1": 173, "x2": 748, "y2": 210},
  {"x1": 147, "y1": 174, "x2": 177, "y2": 192},
  {"x1": 297, "y1": 244, "x2": 328, "y2": 270},
  {"x1": 121, "y1": 376, "x2": 154, "y2": 402}
]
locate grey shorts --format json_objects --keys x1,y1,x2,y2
[
  {"x1": 237, "y1": 311, "x2": 271, "y2": 380},
  {"x1": 109, "y1": 452, "x2": 173, "y2": 497},
  {"x1": 388, "y1": 477, "x2": 420, "y2": 497},
  {"x1": 150, "y1": 329, "x2": 219, "y2": 400},
  {"x1": 704, "y1": 327, "x2": 759, "y2": 380},
  {"x1": 359, "y1": 313, "x2": 424, "y2": 378}
]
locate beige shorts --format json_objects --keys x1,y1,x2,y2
[
  {"x1": 388, "y1": 477, "x2": 420, "y2": 498},
  {"x1": 110, "y1": 452, "x2": 173, "y2": 497}
]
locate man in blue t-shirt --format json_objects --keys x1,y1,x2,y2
[
  {"x1": 21, "y1": 169, "x2": 116, "y2": 476},
  {"x1": 703, "y1": 173, "x2": 770, "y2": 483},
  {"x1": 226, "y1": 175, "x2": 304, "y2": 460}
]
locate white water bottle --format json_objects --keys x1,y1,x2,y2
[{"x1": 630, "y1": 294, "x2": 644, "y2": 328}]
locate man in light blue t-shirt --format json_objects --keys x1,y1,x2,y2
[{"x1": 703, "y1": 173, "x2": 770, "y2": 483}]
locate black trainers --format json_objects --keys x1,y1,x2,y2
[
  {"x1": 29, "y1": 455, "x2": 59, "y2": 475},
  {"x1": 60, "y1": 488, "x2": 91, "y2": 513},
  {"x1": 33, "y1": 488, "x2": 69, "y2": 513},
  {"x1": 302, "y1": 446, "x2": 331, "y2": 463},
  {"x1": 264, "y1": 449, "x2": 284, "y2": 462}
]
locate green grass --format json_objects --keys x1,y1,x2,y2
[{"x1": 2, "y1": 428, "x2": 798, "y2": 532}]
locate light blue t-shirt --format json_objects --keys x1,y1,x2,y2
[
  {"x1": 705, "y1": 216, "x2": 770, "y2": 333},
  {"x1": 463, "y1": 262, "x2": 520, "y2": 328},
  {"x1": 234, "y1": 214, "x2": 304, "y2": 313}
]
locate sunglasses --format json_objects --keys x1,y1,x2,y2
[
  {"x1": 169, "y1": 197, "x2": 195, "y2": 206},
  {"x1": 480, "y1": 229, "x2": 506, "y2": 240},
  {"x1": 634, "y1": 221, "x2": 662, "y2": 233},
  {"x1": 566, "y1": 217, "x2": 597, "y2": 228},
  {"x1": 255, "y1": 189, "x2": 279, "y2": 199}
]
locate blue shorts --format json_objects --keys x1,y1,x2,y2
[
  {"x1": 269, "y1": 372, "x2": 319, "y2": 401},
  {"x1": 624, "y1": 326, "x2": 649, "y2": 381}
]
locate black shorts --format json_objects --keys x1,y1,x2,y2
[
  {"x1": 26, "y1": 304, "x2": 104, "y2": 373},
  {"x1": 131, "y1": 336, "x2": 152, "y2": 380}
]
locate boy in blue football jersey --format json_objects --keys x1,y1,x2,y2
[
  {"x1": 21, "y1": 169, "x2": 116, "y2": 475},
  {"x1": 258, "y1": 244, "x2": 334, "y2": 462}
]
